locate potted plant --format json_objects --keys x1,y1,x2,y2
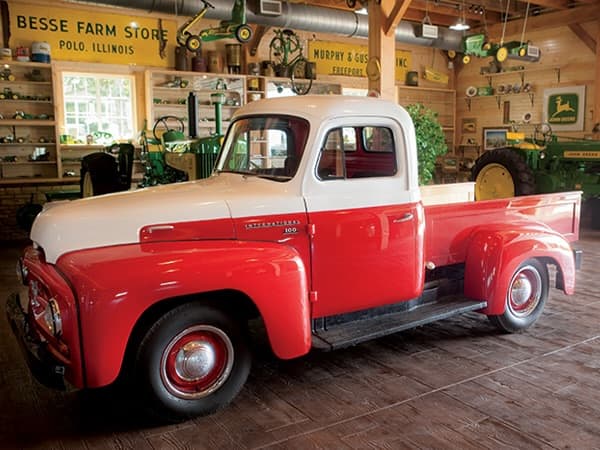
[{"x1": 405, "y1": 103, "x2": 448, "y2": 185}]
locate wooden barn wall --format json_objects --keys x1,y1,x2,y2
[{"x1": 455, "y1": 23, "x2": 598, "y2": 151}]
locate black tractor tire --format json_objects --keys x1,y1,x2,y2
[
  {"x1": 132, "y1": 302, "x2": 251, "y2": 423},
  {"x1": 471, "y1": 148, "x2": 536, "y2": 200},
  {"x1": 488, "y1": 259, "x2": 549, "y2": 333},
  {"x1": 80, "y1": 152, "x2": 119, "y2": 197}
]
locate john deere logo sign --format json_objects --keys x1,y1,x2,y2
[{"x1": 547, "y1": 93, "x2": 578, "y2": 125}]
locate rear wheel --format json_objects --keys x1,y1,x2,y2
[
  {"x1": 235, "y1": 24, "x2": 252, "y2": 43},
  {"x1": 133, "y1": 302, "x2": 251, "y2": 422},
  {"x1": 488, "y1": 259, "x2": 548, "y2": 332},
  {"x1": 471, "y1": 148, "x2": 535, "y2": 200}
]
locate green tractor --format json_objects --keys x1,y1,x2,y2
[
  {"x1": 82, "y1": 91, "x2": 227, "y2": 197},
  {"x1": 471, "y1": 124, "x2": 600, "y2": 227}
]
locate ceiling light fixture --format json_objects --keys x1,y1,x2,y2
[{"x1": 449, "y1": 0, "x2": 470, "y2": 31}]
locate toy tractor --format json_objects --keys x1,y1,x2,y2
[
  {"x1": 176, "y1": 0, "x2": 252, "y2": 52},
  {"x1": 471, "y1": 124, "x2": 600, "y2": 227},
  {"x1": 461, "y1": 33, "x2": 507, "y2": 65}
]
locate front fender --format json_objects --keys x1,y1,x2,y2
[
  {"x1": 57, "y1": 240, "x2": 311, "y2": 388},
  {"x1": 464, "y1": 224, "x2": 576, "y2": 316}
]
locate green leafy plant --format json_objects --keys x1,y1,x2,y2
[{"x1": 405, "y1": 103, "x2": 448, "y2": 185}]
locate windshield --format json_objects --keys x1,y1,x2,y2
[{"x1": 217, "y1": 115, "x2": 309, "y2": 181}]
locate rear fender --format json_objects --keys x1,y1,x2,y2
[
  {"x1": 57, "y1": 240, "x2": 311, "y2": 388},
  {"x1": 464, "y1": 225, "x2": 576, "y2": 316}
]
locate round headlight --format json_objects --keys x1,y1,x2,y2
[
  {"x1": 43, "y1": 299, "x2": 62, "y2": 337},
  {"x1": 15, "y1": 258, "x2": 28, "y2": 285}
]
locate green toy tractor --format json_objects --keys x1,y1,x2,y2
[
  {"x1": 471, "y1": 124, "x2": 600, "y2": 227},
  {"x1": 176, "y1": 0, "x2": 252, "y2": 52},
  {"x1": 461, "y1": 33, "x2": 507, "y2": 65}
]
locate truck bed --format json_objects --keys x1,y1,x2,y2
[{"x1": 424, "y1": 190, "x2": 581, "y2": 267}]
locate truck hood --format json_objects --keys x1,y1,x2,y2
[{"x1": 31, "y1": 174, "x2": 303, "y2": 263}]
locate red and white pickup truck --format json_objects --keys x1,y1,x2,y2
[{"x1": 8, "y1": 96, "x2": 582, "y2": 422}]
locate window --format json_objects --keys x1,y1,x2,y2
[
  {"x1": 317, "y1": 126, "x2": 397, "y2": 180},
  {"x1": 62, "y1": 73, "x2": 135, "y2": 143},
  {"x1": 218, "y1": 115, "x2": 309, "y2": 180}
]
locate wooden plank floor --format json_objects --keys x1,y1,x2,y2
[{"x1": 1, "y1": 230, "x2": 600, "y2": 449}]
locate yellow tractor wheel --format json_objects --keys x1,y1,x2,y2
[
  {"x1": 496, "y1": 46, "x2": 508, "y2": 63},
  {"x1": 471, "y1": 148, "x2": 536, "y2": 200},
  {"x1": 475, "y1": 163, "x2": 515, "y2": 200}
]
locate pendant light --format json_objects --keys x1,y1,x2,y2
[{"x1": 450, "y1": 0, "x2": 470, "y2": 31}]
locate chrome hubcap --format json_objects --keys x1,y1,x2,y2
[
  {"x1": 161, "y1": 325, "x2": 234, "y2": 399},
  {"x1": 508, "y1": 265, "x2": 541, "y2": 317},
  {"x1": 175, "y1": 341, "x2": 216, "y2": 381}
]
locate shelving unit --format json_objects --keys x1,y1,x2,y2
[
  {"x1": 145, "y1": 69, "x2": 246, "y2": 138},
  {"x1": 464, "y1": 65, "x2": 561, "y2": 111},
  {"x1": 0, "y1": 61, "x2": 59, "y2": 183},
  {"x1": 397, "y1": 85, "x2": 456, "y2": 153}
]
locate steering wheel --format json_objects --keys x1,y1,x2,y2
[
  {"x1": 153, "y1": 115, "x2": 185, "y2": 142},
  {"x1": 533, "y1": 123, "x2": 553, "y2": 146}
]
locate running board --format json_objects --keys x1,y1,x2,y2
[{"x1": 312, "y1": 297, "x2": 487, "y2": 351}]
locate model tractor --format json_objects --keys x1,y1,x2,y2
[
  {"x1": 471, "y1": 125, "x2": 600, "y2": 227},
  {"x1": 176, "y1": 0, "x2": 252, "y2": 52},
  {"x1": 461, "y1": 33, "x2": 508, "y2": 65}
]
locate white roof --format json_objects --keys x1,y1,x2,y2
[{"x1": 233, "y1": 95, "x2": 412, "y2": 124}]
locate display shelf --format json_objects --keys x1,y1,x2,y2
[
  {"x1": 145, "y1": 69, "x2": 245, "y2": 138},
  {"x1": 464, "y1": 65, "x2": 560, "y2": 111},
  {"x1": 482, "y1": 65, "x2": 561, "y2": 86},
  {"x1": 0, "y1": 61, "x2": 59, "y2": 184}
]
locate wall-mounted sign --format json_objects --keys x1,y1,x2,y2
[
  {"x1": 308, "y1": 40, "x2": 412, "y2": 81},
  {"x1": 543, "y1": 86, "x2": 586, "y2": 131},
  {"x1": 9, "y1": 3, "x2": 177, "y2": 67}
]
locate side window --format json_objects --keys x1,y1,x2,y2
[
  {"x1": 317, "y1": 126, "x2": 397, "y2": 180},
  {"x1": 317, "y1": 128, "x2": 345, "y2": 179},
  {"x1": 363, "y1": 127, "x2": 394, "y2": 153}
]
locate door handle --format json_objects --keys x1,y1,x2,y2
[{"x1": 392, "y1": 213, "x2": 414, "y2": 223}]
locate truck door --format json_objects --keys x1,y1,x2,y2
[{"x1": 304, "y1": 123, "x2": 424, "y2": 318}]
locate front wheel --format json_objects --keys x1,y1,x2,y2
[
  {"x1": 471, "y1": 148, "x2": 535, "y2": 200},
  {"x1": 488, "y1": 259, "x2": 549, "y2": 332},
  {"x1": 235, "y1": 24, "x2": 252, "y2": 43},
  {"x1": 133, "y1": 302, "x2": 251, "y2": 422}
]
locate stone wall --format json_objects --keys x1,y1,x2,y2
[{"x1": 0, "y1": 183, "x2": 79, "y2": 242}]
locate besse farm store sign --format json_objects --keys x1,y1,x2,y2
[{"x1": 10, "y1": 3, "x2": 177, "y2": 66}]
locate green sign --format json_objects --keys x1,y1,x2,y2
[{"x1": 547, "y1": 92, "x2": 579, "y2": 125}]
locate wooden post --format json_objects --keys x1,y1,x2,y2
[
  {"x1": 367, "y1": 0, "x2": 398, "y2": 100},
  {"x1": 367, "y1": 0, "x2": 413, "y2": 100},
  {"x1": 595, "y1": 21, "x2": 600, "y2": 129}
]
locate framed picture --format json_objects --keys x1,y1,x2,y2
[
  {"x1": 462, "y1": 117, "x2": 477, "y2": 134},
  {"x1": 483, "y1": 127, "x2": 509, "y2": 151}
]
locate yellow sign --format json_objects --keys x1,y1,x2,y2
[
  {"x1": 564, "y1": 151, "x2": 600, "y2": 159},
  {"x1": 308, "y1": 41, "x2": 411, "y2": 81},
  {"x1": 10, "y1": 4, "x2": 177, "y2": 66}
]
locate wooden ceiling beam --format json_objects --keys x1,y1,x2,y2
[
  {"x1": 384, "y1": 0, "x2": 413, "y2": 35},
  {"x1": 485, "y1": 4, "x2": 600, "y2": 35},
  {"x1": 408, "y1": 0, "x2": 503, "y2": 23},
  {"x1": 527, "y1": 0, "x2": 570, "y2": 8},
  {"x1": 569, "y1": 23, "x2": 596, "y2": 53}
]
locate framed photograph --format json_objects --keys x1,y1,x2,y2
[
  {"x1": 462, "y1": 117, "x2": 477, "y2": 134},
  {"x1": 483, "y1": 127, "x2": 509, "y2": 151}
]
